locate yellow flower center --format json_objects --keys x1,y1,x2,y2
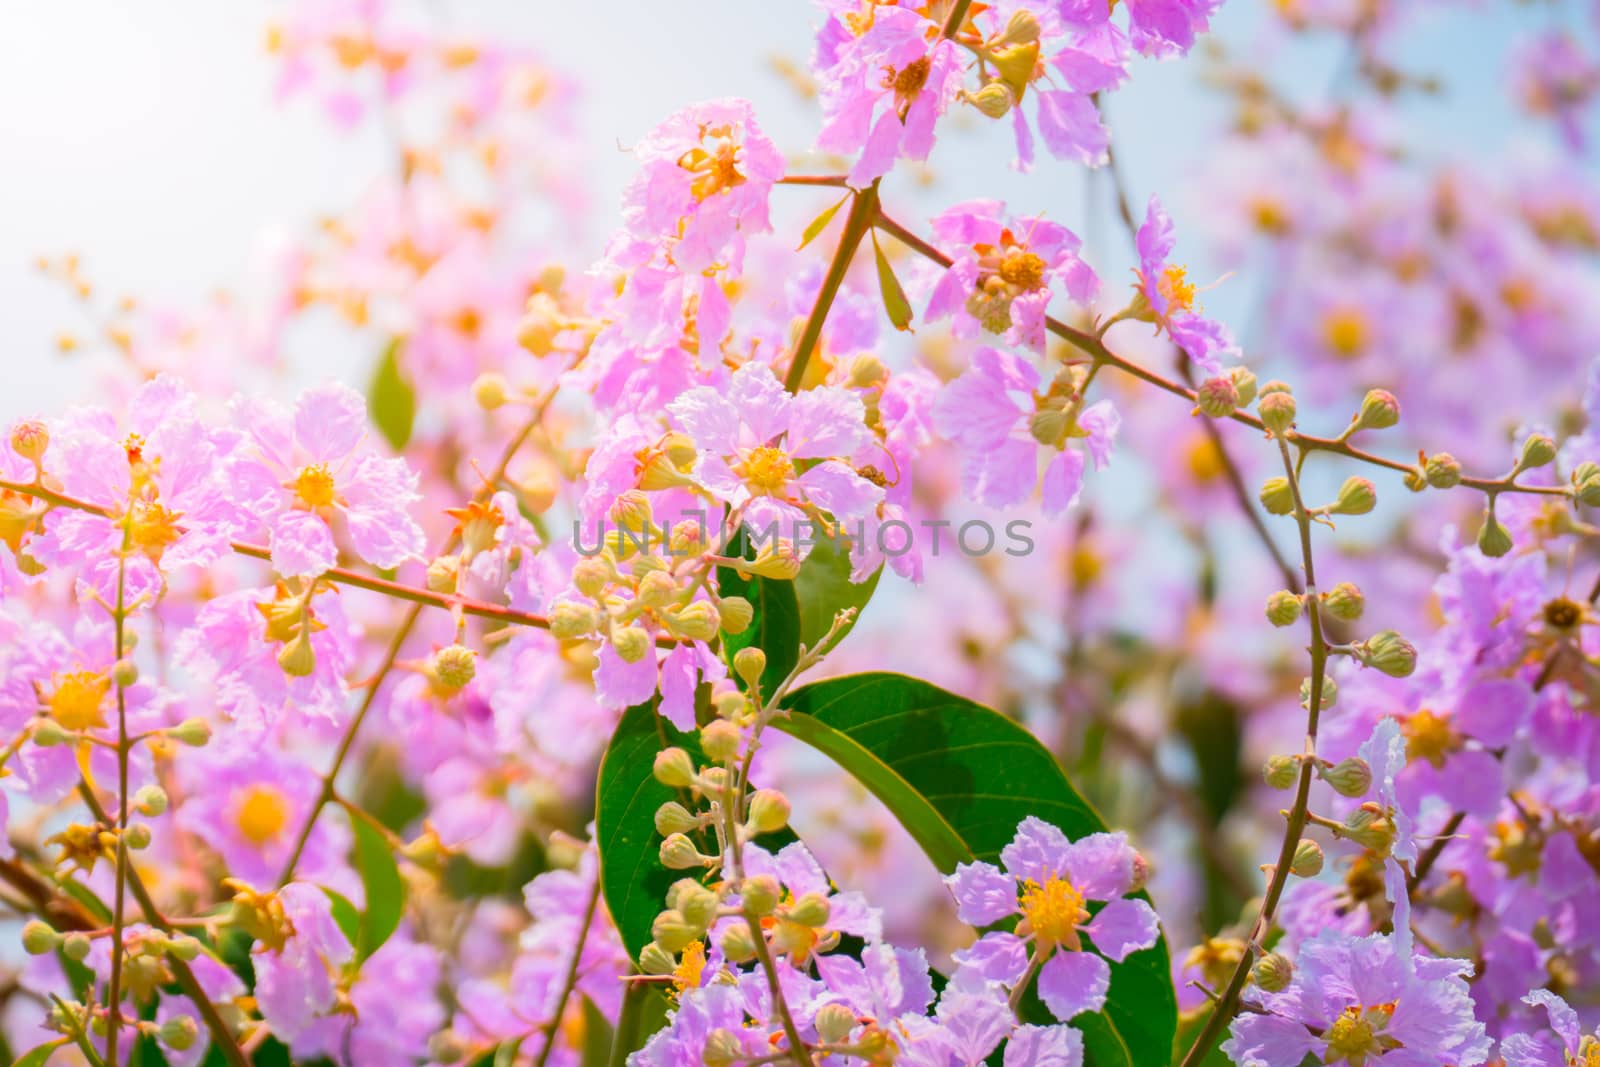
[
  {"x1": 1401, "y1": 708, "x2": 1459, "y2": 768},
  {"x1": 678, "y1": 127, "x2": 746, "y2": 202},
  {"x1": 1321, "y1": 308, "x2": 1369, "y2": 359},
  {"x1": 1018, "y1": 875, "x2": 1088, "y2": 950},
  {"x1": 47, "y1": 671, "x2": 111, "y2": 731},
  {"x1": 1322, "y1": 1003, "x2": 1397, "y2": 1064},
  {"x1": 672, "y1": 940, "x2": 706, "y2": 993},
  {"x1": 234, "y1": 784, "x2": 291, "y2": 847},
  {"x1": 126, "y1": 497, "x2": 184, "y2": 558},
  {"x1": 1574, "y1": 1035, "x2": 1600, "y2": 1067},
  {"x1": 1186, "y1": 434, "x2": 1225, "y2": 483},
  {"x1": 998, "y1": 249, "x2": 1047, "y2": 291},
  {"x1": 293, "y1": 463, "x2": 338, "y2": 509},
  {"x1": 1158, "y1": 265, "x2": 1196, "y2": 314},
  {"x1": 739, "y1": 446, "x2": 794, "y2": 494},
  {"x1": 1069, "y1": 543, "x2": 1103, "y2": 587}
]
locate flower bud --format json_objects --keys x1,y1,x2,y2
[
  {"x1": 61, "y1": 932, "x2": 91, "y2": 961},
  {"x1": 700, "y1": 719, "x2": 741, "y2": 763},
  {"x1": 1195, "y1": 376, "x2": 1239, "y2": 418},
  {"x1": 815, "y1": 1003, "x2": 858, "y2": 1044},
  {"x1": 1262, "y1": 754, "x2": 1301, "y2": 790},
  {"x1": 653, "y1": 747, "x2": 695, "y2": 788},
  {"x1": 1517, "y1": 433, "x2": 1557, "y2": 472},
  {"x1": 636, "y1": 569, "x2": 678, "y2": 609},
  {"x1": 743, "y1": 540, "x2": 802, "y2": 580},
  {"x1": 847, "y1": 353, "x2": 888, "y2": 389},
  {"x1": 1289, "y1": 838, "x2": 1324, "y2": 877},
  {"x1": 431, "y1": 644, "x2": 477, "y2": 691},
  {"x1": 32, "y1": 718, "x2": 73, "y2": 746},
  {"x1": 610, "y1": 490, "x2": 654, "y2": 537},
  {"x1": 639, "y1": 941, "x2": 677, "y2": 975},
  {"x1": 733, "y1": 647, "x2": 767, "y2": 688},
  {"x1": 1259, "y1": 476, "x2": 1295, "y2": 516},
  {"x1": 680, "y1": 885, "x2": 721, "y2": 931},
  {"x1": 718, "y1": 921, "x2": 759, "y2": 964},
  {"x1": 704, "y1": 1029, "x2": 745, "y2": 1067},
  {"x1": 714, "y1": 690, "x2": 748, "y2": 720},
  {"x1": 1478, "y1": 511, "x2": 1513, "y2": 558},
  {"x1": 572, "y1": 557, "x2": 613, "y2": 598},
  {"x1": 659, "y1": 834, "x2": 709, "y2": 870},
  {"x1": 787, "y1": 891, "x2": 831, "y2": 928},
  {"x1": 10, "y1": 419, "x2": 48, "y2": 463},
  {"x1": 1351, "y1": 389, "x2": 1400, "y2": 433},
  {"x1": 168, "y1": 717, "x2": 212, "y2": 746},
  {"x1": 967, "y1": 81, "x2": 1015, "y2": 118},
  {"x1": 134, "y1": 784, "x2": 169, "y2": 817},
  {"x1": 1228, "y1": 367, "x2": 1258, "y2": 408},
  {"x1": 741, "y1": 874, "x2": 781, "y2": 917},
  {"x1": 549, "y1": 600, "x2": 598, "y2": 640},
  {"x1": 517, "y1": 292, "x2": 565, "y2": 356},
  {"x1": 1329, "y1": 477, "x2": 1376, "y2": 516},
  {"x1": 1340, "y1": 807, "x2": 1394, "y2": 852},
  {"x1": 1424, "y1": 452, "x2": 1462, "y2": 489},
  {"x1": 1000, "y1": 7, "x2": 1042, "y2": 43},
  {"x1": 21, "y1": 919, "x2": 59, "y2": 955},
  {"x1": 654, "y1": 801, "x2": 700, "y2": 837},
  {"x1": 717, "y1": 596, "x2": 754, "y2": 636},
  {"x1": 1258, "y1": 390, "x2": 1296, "y2": 436},
  {"x1": 1251, "y1": 952, "x2": 1294, "y2": 993},
  {"x1": 111, "y1": 658, "x2": 138, "y2": 688},
  {"x1": 747, "y1": 789, "x2": 791, "y2": 834},
  {"x1": 159, "y1": 1015, "x2": 198, "y2": 1052},
  {"x1": 1265, "y1": 590, "x2": 1302, "y2": 628},
  {"x1": 612, "y1": 626, "x2": 653, "y2": 664},
  {"x1": 1321, "y1": 757, "x2": 1372, "y2": 798},
  {"x1": 1321, "y1": 582, "x2": 1364, "y2": 621},
  {"x1": 1355, "y1": 630, "x2": 1417, "y2": 678},
  {"x1": 1576, "y1": 472, "x2": 1600, "y2": 508},
  {"x1": 167, "y1": 935, "x2": 201, "y2": 961},
  {"x1": 666, "y1": 601, "x2": 721, "y2": 643},
  {"x1": 647, "y1": 911, "x2": 694, "y2": 955},
  {"x1": 276, "y1": 632, "x2": 317, "y2": 678},
  {"x1": 124, "y1": 823, "x2": 153, "y2": 849},
  {"x1": 426, "y1": 554, "x2": 461, "y2": 593},
  {"x1": 472, "y1": 372, "x2": 509, "y2": 411}
]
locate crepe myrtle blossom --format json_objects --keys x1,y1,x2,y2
[
  {"x1": 620, "y1": 98, "x2": 784, "y2": 274},
  {"x1": 1501, "y1": 989, "x2": 1600, "y2": 1066},
  {"x1": 668, "y1": 362, "x2": 883, "y2": 547},
  {"x1": 731, "y1": 841, "x2": 884, "y2": 962},
  {"x1": 814, "y1": 3, "x2": 966, "y2": 186},
  {"x1": 926, "y1": 200, "x2": 1099, "y2": 353},
  {"x1": 934, "y1": 347, "x2": 1119, "y2": 516},
  {"x1": 226, "y1": 381, "x2": 424, "y2": 578},
  {"x1": 1509, "y1": 31, "x2": 1600, "y2": 154},
  {"x1": 237, "y1": 881, "x2": 355, "y2": 1046},
  {"x1": 27, "y1": 374, "x2": 242, "y2": 604},
  {"x1": 943, "y1": 817, "x2": 1159, "y2": 1023},
  {"x1": 1223, "y1": 928, "x2": 1490, "y2": 1067},
  {"x1": 1130, "y1": 195, "x2": 1238, "y2": 375},
  {"x1": 293, "y1": 933, "x2": 444, "y2": 1066}
]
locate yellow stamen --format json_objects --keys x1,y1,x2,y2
[
  {"x1": 1018, "y1": 875, "x2": 1088, "y2": 950},
  {"x1": 234, "y1": 784, "x2": 291, "y2": 847},
  {"x1": 1400, "y1": 709, "x2": 1458, "y2": 768},
  {"x1": 739, "y1": 446, "x2": 794, "y2": 494},
  {"x1": 47, "y1": 671, "x2": 111, "y2": 731},
  {"x1": 678, "y1": 126, "x2": 747, "y2": 201},
  {"x1": 1321, "y1": 308, "x2": 1369, "y2": 359},
  {"x1": 293, "y1": 463, "x2": 338, "y2": 509}
]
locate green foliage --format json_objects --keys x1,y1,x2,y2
[
  {"x1": 350, "y1": 817, "x2": 405, "y2": 963},
  {"x1": 368, "y1": 337, "x2": 416, "y2": 451}
]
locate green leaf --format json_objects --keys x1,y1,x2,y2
[
  {"x1": 368, "y1": 337, "x2": 416, "y2": 451},
  {"x1": 717, "y1": 530, "x2": 801, "y2": 696},
  {"x1": 13, "y1": 1038, "x2": 70, "y2": 1067},
  {"x1": 775, "y1": 673, "x2": 1177, "y2": 1067},
  {"x1": 323, "y1": 888, "x2": 362, "y2": 947},
  {"x1": 606, "y1": 982, "x2": 671, "y2": 1067},
  {"x1": 792, "y1": 530, "x2": 880, "y2": 649},
  {"x1": 580, "y1": 994, "x2": 614, "y2": 1067},
  {"x1": 871, "y1": 233, "x2": 914, "y2": 332},
  {"x1": 351, "y1": 817, "x2": 405, "y2": 963},
  {"x1": 798, "y1": 194, "x2": 850, "y2": 251}
]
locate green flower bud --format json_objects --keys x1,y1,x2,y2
[
  {"x1": 32, "y1": 718, "x2": 74, "y2": 746},
  {"x1": 1300, "y1": 674, "x2": 1337, "y2": 710},
  {"x1": 1577, "y1": 475, "x2": 1600, "y2": 508},
  {"x1": 741, "y1": 875, "x2": 781, "y2": 917},
  {"x1": 167, "y1": 935, "x2": 201, "y2": 962},
  {"x1": 1330, "y1": 476, "x2": 1377, "y2": 516},
  {"x1": 1351, "y1": 389, "x2": 1400, "y2": 433},
  {"x1": 159, "y1": 1015, "x2": 198, "y2": 1052},
  {"x1": 549, "y1": 600, "x2": 599, "y2": 640},
  {"x1": 747, "y1": 789, "x2": 791, "y2": 834},
  {"x1": 1478, "y1": 511, "x2": 1513, "y2": 558},
  {"x1": 1252, "y1": 952, "x2": 1294, "y2": 993},
  {"x1": 609, "y1": 490, "x2": 654, "y2": 537},
  {"x1": 1265, "y1": 590, "x2": 1302, "y2": 628},
  {"x1": 426, "y1": 554, "x2": 461, "y2": 594},
  {"x1": 612, "y1": 626, "x2": 653, "y2": 664},
  {"x1": 1259, "y1": 476, "x2": 1295, "y2": 516},
  {"x1": 1000, "y1": 7, "x2": 1042, "y2": 43},
  {"x1": 1263, "y1": 754, "x2": 1301, "y2": 790},
  {"x1": 719, "y1": 921, "x2": 759, "y2": 964},
  {"x1": 713, "y1": 690, "x2": 748, "y2": 721},
  {"x1": 21, "y1": 919, "x2": 59, "y2": 955},
  {"x1": 1518, "y1": 433, "x2": 1557, "y2": 472},
  {"x1": 704, "y1": 1029, "x2": 743, "y2": 1067},
  {"x1": 61, "y1": 932, "x2": 91, "y2": 961},
  {"x1": 124, "y1": 823, "x2": 153, "y2": 850},
  {"x1": 733, "y1": 647, "x2": 767, "y2": 688},
  {"x1": 1356, "y1": 630, "x2": 1417, "y2": 678},
  {"x1": 651, "y1": 909, "x2": 699, "y2": 952},
  {"x1": 1195, "y1": 375, "x2": 1239, "y2": 418},
  {"x1": 1321, "y1": 582, "x2": 1365, "y2": 621},
  {"x1": 654, "y1": 801, "x2": 700, "y2": 837},
  {"x1": 1258, "y1": 390, "x2": 1297, "y2": 436},
  {"x1": 133, "y1": 784, "x2": 169, "y2": 817},
  {"x1": 1229, "y1": 367, "x2": 1259, "y2": 408},
  {"x1": 111, "y1": 658, "x2": 139, "y2": 688},
  {"x1": 1340, "y1": 806, "x2": 1395, "y2": 853},
  {"x1": 10, "y1": 419, "x2": 48, "y2": 463},
  {"x1": 659, "y1": 833, "x2": 711, "y2": 871},
  {"x1": 717, "y1": 596, "x2": 754, "y2": 636},
  {"x1": 666, "y1": 601, "x2": 721, "y2": 643},
  {"x1": 653, "y1": 747, "x2": 696, "y2": 788},
  {"x1": 815, "y1": 1002, "x2": 858, "y2": 1044},
  {"x1": 636, "y1": 569, "x2": 678, "y2": 609},
  {"x1": 572, "y1": 557, "x2": 613, "y2": 598},
  {"x1": 472, "y1": 372, "x2": 509, "y2": 411},
  {"x1": 1424, "y1": 452, "x2": 1462, "y2": 489},
  {"x1": 167, "y1": 717, "x2": 212, "y2": 747},
  {"x1": 639, "y1": 941, "x2": 677, "y2": 976},
  {"x1": 276, "y1": 632, "x2": 317, "y2": 678},
  {"x1": 787, "y1": 891, "x2": 832, "y2": 928},
  {"x1": 966, "y1": 81, "x2": 1015, "y2": 118},
  {"x1": 679, "y1": 884, "x2": 721, "y2": 931},
  {"x1": 1289, "y1": 838, "x2": 1324, "y2": 877},
  {"x1": 1320, "y1": 756, "x2": 1373, "y2": 798},
  {"x1": 700, "y1": 719, "x2": 742, "y2": 763},
  {"x1": 431, "y1": 644, "x2": 477, "y2": 691}
]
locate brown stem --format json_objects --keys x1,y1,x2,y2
[{"x1": 785, "y1": 184, "x2": 879, "y2": 393}]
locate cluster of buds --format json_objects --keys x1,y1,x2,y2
[
  {"x1": 25, "y1": 922, "x2": 204, "y2": 1050},
  {"x1": 1029, "y1": 364, "x2": 1098, "y2": 449},
  {"x1": 961, "y1": 10, "x2": 1042, "y2": 121},
  {"x1": 1193, "y1": 366, "x2": 1258, "y2": 419}
]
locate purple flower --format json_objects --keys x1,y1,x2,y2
[
  {"x1": 228, "y1": 382, "x2": 424, "y2": 578},
  {"x1": 1125, "y1": 0, "x2": 1224, "y2": 58},
  {"x1": 926, "y1": 200, "x2": 1099, "y2": 353},
  {"x1": 252, "y1": 882, "x2": 355, "y2": 1044},
  {"x1": 933, "y1": 347, "x2": 1119, "y2": 516},
  {"x1": 943, "y1": 817, "x2": 1159, "y2": 1023},
  {"x1": 1224, "y1": 928, "x2": 1491, "y2": 1066},
  {"x1": 1502, "y1": 989, "x2": 1596, "y2": 1066},
  {"x1": 1133, "y1": 196, "x2": 1239, "y2": 375}
]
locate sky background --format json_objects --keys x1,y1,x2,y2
[{"x1": 0, "y1": 0, "x2": 1593, "y2": 421}]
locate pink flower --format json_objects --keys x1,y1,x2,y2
[
  {"x1": 1123, "y1": 0, "x2": 1223, "y2": 58},
  {"x1": 228, "y1": 382, "x2": 424, "y2": 579},
  {"x1": 926, "y1": 200, "x2": 1099, "y2": 353},
  {"x1": 934, "y1": 347, "x2": 1118, "y2": 515},
  {"x1": 814, "y1": 5, "x2": 967, "y2": 185},
  {"x1": 252, "y1": 883, "x2": 355, "y2": 1044},
  {"x1": 1131, "y1": 196, "x2": 1238, "y2": 375}
]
